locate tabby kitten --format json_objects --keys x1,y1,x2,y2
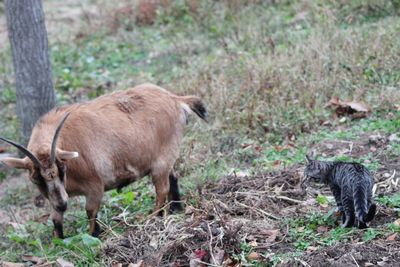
[{"x1": 304, "y1": 156, "x2": 376, "y2": 229}]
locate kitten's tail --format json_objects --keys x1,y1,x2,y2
[{"x1": 354, "y1": 185, "x2": 375, "y2": 223}]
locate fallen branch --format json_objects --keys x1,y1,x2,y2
[{"x1": 235, "y1": 202, "x2": 280, "y2": 220}]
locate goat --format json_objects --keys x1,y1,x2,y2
[{"x1": 0, "y1": 83, "x2": 207, "y2": 238}]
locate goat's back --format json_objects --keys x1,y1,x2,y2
[{"x1": 29, "y1": 83, "x2": 188, "y2": 192}]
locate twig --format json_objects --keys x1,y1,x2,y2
[
  {"x1": 297, "y1": 258, "x2": 311, "y2": 267},
  {"x1": 274, "y1": 195, "x2": 304, "y2": 204},
  {"x1": 350, "y1": 254, "x2": 360, "y2": 267},
  {"x1": 236, "y1": 202, "x2": 280, "y2": 220},
  {"x1": 193, "y1": 260, "x2": 220, "y2": 267},
  {"x1": 207, "y1": 222, "x2": 217, "y2": 265}
]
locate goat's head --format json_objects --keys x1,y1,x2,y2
[{"x1": 0, "y1": 113, "x2": 79, "y2": 212}]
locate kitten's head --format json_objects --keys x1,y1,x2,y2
[{"x1": 303, "y1": 155, "x2": 332, "y2": 184}]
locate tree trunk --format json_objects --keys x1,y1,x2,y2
[{"x1": 5, "y1": 0, "x2": 56, "y2": 144}]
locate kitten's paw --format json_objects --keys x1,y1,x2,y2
[{"x1": 358, "y1": 222, "x2": 368, "y2": 229}]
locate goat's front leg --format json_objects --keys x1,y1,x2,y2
[
  {"x1": 85, "y1": 194, "x2": 102, "y2": 237},
  {"x1": 51, "y1": 209, "x2": 65, "y2": 239}
]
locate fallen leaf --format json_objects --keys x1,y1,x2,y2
[
  {"x1": 128, "y1": 260, "x2": 144, "y2": 267},
  {"x1": 185, "y1": 205, "x2": 195, "y2": 215},
  {"x1": 345, "y1": 101, "x2": 370, "y2": 112},
  {"x1": 317, "y1": 226, "x2": 329, "y2": 233},
  {"x1": 386, "y1": 233, "x2": 398, "y2": 241},
  {"x1": 273, "y1": 160, "x2": 281, "y2": 167},
  {"x1": 327, "y1": 97, "x2": 371, "y2": 118},
  {"x1": 194, "y1": 249, "x2": 207, "y2": 259},
  {"x1": 111, "y1": 263, "x2": 122, "y2": 267},
  {"x1": 249, "y1": 240, "x2": 258, "y2": 247},
  {"x1": 210, "y1": 247, "x2": 225, "y2": 265},
  {"x1": 21, "y1": 255, "x2": 44, "y2": 264},
  {"x1": 263, "y1": 229, "x2": 279, "y2": 243},
  {"x1": 377, "y1": 261, "x2": 386, "y2": 267},
  {"x1": 241, "y1": 143, "x2": 252, "y2": 149},
  {"x1": 222, "y1": 258, "x2": 234, "y2": 266},
  {"x1": 297, "y1": 226, "x2": 305, "y2": 232},
  {"x1": 247, "y1": 252, "x2": 260, "y2": 260},
  {"x1": 364, "y1": 263, "x2": 374, "y2": 266},
  {"x1": 306, "y1": 246, "x2": 318, "y2": 253},
  {"x1": 393, "y1": 218, "x2": 400, "y2": 226},
  {"x1": 254, "y1": 145, "x2": 263, "y2": 152},
  {"x1": 56, "y1": 258, "x2": 74, "y2": 267},
  {"x1": 2, "y1": 263, "x2": 24, "y2": 267}
]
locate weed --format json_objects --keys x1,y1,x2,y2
[{"x1": 377, "y1": 193, "x2": 400, "y2": 208}]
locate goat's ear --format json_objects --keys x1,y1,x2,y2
[
  {"x1": 305, "y1": 155, "x2": 313, "y2": 163},
  {"x1": 0, "y1": 157, "x2": 29, "y2": 169},
  {"x1": 57, "y1": 149, "x2": 79, "y2": 161}
]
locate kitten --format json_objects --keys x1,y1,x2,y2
[{"x1": 304, "y1": 155, "x2": 376, "y2": 229}]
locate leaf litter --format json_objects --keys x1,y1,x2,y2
[{"x1": 102, "y1": 130, "x2": 400, "y2": 266}]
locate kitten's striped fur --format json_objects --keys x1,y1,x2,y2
[{"x1": 304, "y1": 156, "x2": 376, "y2": 229}]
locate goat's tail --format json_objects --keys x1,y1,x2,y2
[{"x1": 176, "y1": 95, "x2": 208, "y2": 122}]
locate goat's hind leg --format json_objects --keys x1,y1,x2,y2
[
  {"x1": 152, "y1": 170, "x2": 170, "y2": 217},
  {"x1": 168, "y1": 171, "x2": 182, "y2": 213}
]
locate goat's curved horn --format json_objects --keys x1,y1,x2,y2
[
  {"x1": 0, "y1": 137, "x2": 42, "y2": 169},
  {"x1": 50, "y1": 113, "x2": 71, "y2": 165}
]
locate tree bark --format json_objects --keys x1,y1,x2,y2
[{"x1": 5, "y1": 0, "x2": 56, "y2": 144}]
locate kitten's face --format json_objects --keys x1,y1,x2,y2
[{"x1": 304, "y1": 159, "x2": 330, "y2": 183}]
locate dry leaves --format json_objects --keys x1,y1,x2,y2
[
  {"x1": 128, "y1": 260, "x2": 145, "y2": 267},
  {"x1": 56, "y1": 258, "x2": 74, "y2": 267},
  {"x1": 386, "y1": 233, "x2": 398, "y2": 241},
  {"x1": 2, "y1": 263, "x2": 24, "y2": 267},
  {"x1": 247, "y1": 252, "x2": 261, "y2": 260},
  {"x1": 327, "y1": 97, "x2": 371, "y2": 118}
]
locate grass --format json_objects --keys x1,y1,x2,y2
[{"x1": 0, "y1": 0, "x2": 399, "y2": 265}]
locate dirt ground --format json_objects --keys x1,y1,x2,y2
[
  {"x1": 0, "y1": 125, "x2": 398, "y2": 266},
  {"x1": 101, "y1": 131, "x2": 400, "y2": 266}
]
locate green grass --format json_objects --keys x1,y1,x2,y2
[
  {"x1": 0, "y1": 178, "x2": 156, "y2": 265},
  {"x1": 377, "y1": 193, "x2": 400, "y2": 208}
]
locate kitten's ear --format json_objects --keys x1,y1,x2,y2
[{"x1": 306, "y1": 155, "x2": 313, "y2": 163}]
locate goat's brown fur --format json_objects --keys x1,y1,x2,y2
[{"x1": 1, "y1": 83, "x2": 207, "y2": 238}]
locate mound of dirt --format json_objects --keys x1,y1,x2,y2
[
  {"x1": 102, "y1": 167, "x2": 305, "y2": 266},
  {"x1": 101, "y1": 131, "x2": 400, "y2": 266}
]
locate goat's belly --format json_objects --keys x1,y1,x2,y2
[
  {"x1": 104, "y1": 176, "x2": 138, "y2": 191},
  {"x1": 103, "y1": 165, "x2": 145, "y2": 191}
]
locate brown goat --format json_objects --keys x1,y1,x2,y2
[{"x1": 0, "y1": 83, "x2": 207, "y2": 238}]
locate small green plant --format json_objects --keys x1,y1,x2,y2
[
  {"x1": 316, "y1": 195, "x2": 329, "y2": 206},
  {"x1": 362, "y1": 228, "x2": 382, "y2": 242},
  {"x1": 377, "y1": 193, "x2": 400, "y2": 208},
  {"x1": 287, "y1": 211, "x2": 353, "y2": 251}
]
